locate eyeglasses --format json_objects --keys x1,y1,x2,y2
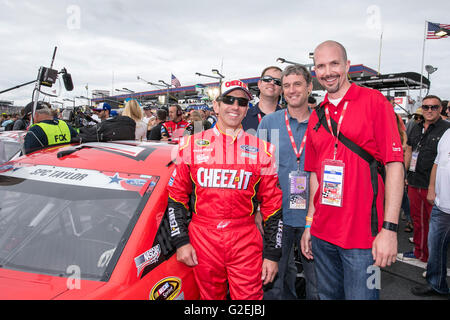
[
  {"x1": 261, "y1": 75, "x2": 282, "y2": 86},
  {"x1": 218, "y1": 95, "x2": 249, "y2": 107},
  {"x1": 421, "y1": 105, "x2": 440, "y2": 111}
]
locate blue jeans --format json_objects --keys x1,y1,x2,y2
[
  {"x1": 311, "y1": 236, "x2": 379, "y2": 300},
  {"x1": 402, "y1": 186, "x2": 412, "y2": 224},
  {"x1": 264, "y1": 225, "x2": 319, "y2": 300},
  {"x1": 426, "y1": 206, "x2": 450, "y2": 294}
]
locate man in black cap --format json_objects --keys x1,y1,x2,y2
[{"x1": 23, "y1": 103, "x2": 78, "y2": 155}]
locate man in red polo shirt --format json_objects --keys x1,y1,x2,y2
[{"x1": 300, "y1": 40, "x2": 404, "y2": 300}]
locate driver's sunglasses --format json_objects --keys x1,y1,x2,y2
[
  {"x1": 218, "y1": 95, "x2": 249, "y2": 107},
  {"x1": 261, "y1": 75, "x2": 282, "y2": 86},
  {"x1": 421, "y1": 105, "x2": 440, "y2": 111}
]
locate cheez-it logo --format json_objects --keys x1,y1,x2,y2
[{"x1": 224, "y1": 80, "x2": 247, "y2": 89}]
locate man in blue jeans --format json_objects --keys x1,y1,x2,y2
[
  {"x1": 301, "y1": 41, "x2": 404, "y2": 300},
  {"x1": 411, "y1": 129, "x2": 450, "y2": 297},
  {"x1": 258, "y1": 64, "x2": 318, "y2": 300}
]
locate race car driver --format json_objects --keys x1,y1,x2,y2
[
  {"x1": 167, "y1": 79, "x2": 283, "y2": 300},
  {"x1": 163, "y1": 104, "x2": 189, "y2": 142}
]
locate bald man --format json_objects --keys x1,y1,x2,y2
[{"x1": 300, "y1": 40, "x2": 404, "y2": 300}]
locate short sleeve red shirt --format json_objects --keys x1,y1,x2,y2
[{"x1": 304, "y1": 83, "x2": 404, "y2": 249}]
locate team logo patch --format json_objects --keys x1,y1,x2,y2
[
  {"x1": 149, "y1": 277, "x2": 182, "y2": 300},
  {"x1": 195, "y1": 139, "x2": 210, "y2": 147},
  {"x1": 240, "y1": 145, "x2": 259, "y2": 153}
]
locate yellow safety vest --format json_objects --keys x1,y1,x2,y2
[{"x1": 33, "y1": 120, "x2": 72, "y2": 145}]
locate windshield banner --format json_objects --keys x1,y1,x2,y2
[{"x1": 0, "y1": 164, "x2": 158, "y2": 193}]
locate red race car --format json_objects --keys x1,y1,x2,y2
[{"x1": 0, "y1": 141, "x2": 199, "y2": 300}]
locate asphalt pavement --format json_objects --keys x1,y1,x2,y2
[{"x1": 380, "y1": 215, "x2": 449, "y2": 300}]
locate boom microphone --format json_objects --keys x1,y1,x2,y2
[{"x1": 62, "y1": 71, "x2": 74, "y2": 91}]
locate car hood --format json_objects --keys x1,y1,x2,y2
[{"x1": 0, "y1": 268, "x2": 105, "y2": 300}]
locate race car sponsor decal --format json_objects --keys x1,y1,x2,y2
[
  {"x1": 0, "y1": 164, "x2": 159, "y2": 193},
  {"x1": 98, "y1": 247, "x2": 116, "y2": 268},
  {"x1": 134, "y1": 244, "x2": 161, "y2": 277},
  {"x1": 149, "y1": 277, "x2": 182, "y2": 300}
]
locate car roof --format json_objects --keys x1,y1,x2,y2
[
  {"x1": 0, "y1": 130, "x2": 26, "y2": 142},
  {"x1": 11, "y1": 140, "x2": 177, "y2": 176}
]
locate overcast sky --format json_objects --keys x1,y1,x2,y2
[{"x1": 1, "y1": 0, "x2": 449, "y2": 107}]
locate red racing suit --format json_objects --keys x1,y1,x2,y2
[
  {"x1": 163, "y1": 120, "x2": 189, "y2": 142},
  {"x1": 167, "y1": 126, "x2": 283, "y2": 300}
]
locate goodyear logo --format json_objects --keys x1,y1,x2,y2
[
  {"x1": 195, "y1": 139, "x2": 210, "y2": 147},
  {"x1": 149, "y1": 277, "x2": 182, "y2": 300}
]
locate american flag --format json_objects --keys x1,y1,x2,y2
[
  {"x1": 426, "y1": 21, "x2": 450, "y2": 39},
  {"x1": 171, "y1": 74, "x2": 181, "y2": 88}
]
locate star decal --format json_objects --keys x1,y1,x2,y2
[{"x1": 109, "y1": 173, "x2": 123, "y2": 184}]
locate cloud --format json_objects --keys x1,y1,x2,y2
[{"x1": 1, "y1": 0, "x2": 449, "y2": 106}]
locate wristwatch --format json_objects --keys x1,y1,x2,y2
[{"x1": 382, "y1": 221, "x2": 398, "y2": 232}]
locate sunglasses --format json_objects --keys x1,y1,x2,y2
[
  {"x1": 421, "y1": 105, "x2": 440, "y2": 111},
  {"x1": 218, "y1": 95, "x2": 249, "y2": 107},
  {"x1": 261, "y1": 75, "x2": 282, "y2": 86},
  {"x1": 413, "y1": 115, "x2": 423, "y2": 120}
]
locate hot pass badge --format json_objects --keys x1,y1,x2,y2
[{"x1": 320, "y1": 159, "x2": 345, "y2": 207}]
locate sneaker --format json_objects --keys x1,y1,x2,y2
[
  {"x1": 397, "y1": 251, "x2": 419, "y2": 261},
  {"x1": 408, "y1": 237, "x2": 414, "y2": 244},
  {"x1": 411, "y1": 284, "x2": 449, "y2": 297}
]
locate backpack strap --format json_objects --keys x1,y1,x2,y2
[{"x1": 314, "y1": 107, "x2": 385, "y2": 237}]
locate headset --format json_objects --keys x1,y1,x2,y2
[{"x1": 171, "y1": 104, "x2": 182, "y2": 116}]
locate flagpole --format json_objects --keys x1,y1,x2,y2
[
  {"x1": 419, "y1": 21, "x2": 427, "y2": 103},
  {"x1": 377, "y1": 31, "x2": 383, "y2": 75}
]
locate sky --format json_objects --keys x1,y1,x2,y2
[{"x1": 1, "y1": 0, "x2": 449, "y2": 107}]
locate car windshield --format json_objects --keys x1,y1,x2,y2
[{"x1": 0, "y1": 164, "x2": 158, "y2": 281}]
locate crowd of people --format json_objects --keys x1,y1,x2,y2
[
  {"x1": 166, "y1": 40, "x2": 450, "y2": 301},
  {"x1": 3, "y1": 39, "x2": 450, "y2": 301}
]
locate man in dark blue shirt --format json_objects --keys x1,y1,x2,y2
[
  {"x1": 242, "y1": 66, "x2": 283, "y2": 134},
  {"x1": 23, "y1": 104, "x2": 78, "y2": 155}
]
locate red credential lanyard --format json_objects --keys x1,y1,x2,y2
[
  {"x1": 324, "y1": 101, "x2": 348, "y2": 160},
  {"x1": 285, "y1": 110, "x2": 307, "y2": 170}
]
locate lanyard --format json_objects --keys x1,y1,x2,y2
[
  {"x1": 285, "y1": 111, "x2": 307, "y2": 171},
  {"x1": 257, "y1": 113, "x2": 262, "y2": 123},
  {"x1": 324, "y1": 101, "x2": 348, "y2": 160}
]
